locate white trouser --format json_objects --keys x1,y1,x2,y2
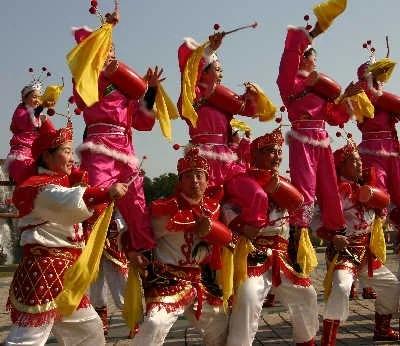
[
  {"x1": 324, "y1": 264, "x2": 400, "y2": 321},
  {"x1": 90, "y1": 256, "x2": 127, "y2": 309},
  {"x1": 133, "y1": 302, "x2": 228, "y2": 346},
  {"x1": 227, "y1": 270, "x2": 318, "y2": 346},
  {"x1": 5, "y1": 306, "x2": 105, "y2": 346}
]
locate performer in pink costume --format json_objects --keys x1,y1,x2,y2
[
  {"x1": 317, "y1": 144, "x2": 400, "y2": 345},
  {"x1": 71, "y1": 18, "x2": 164, "y2": 262},
  {"x1": 355, "y1": 59, "x2": 400, "y2": 229},
  {"x1": 178, "y1": 33, "x2": 268, "y2": 231},
  {"x1": 224, "y1": 128, "x2": 318, "y2": 346},
  {"x1": 6, "y1": 74, "x2": 55, "y2": 185},
  {"x1": 277, "y1": 23, "x2": 353, "y2": 236}
]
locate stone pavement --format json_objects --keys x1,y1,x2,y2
[{"x1": 1, "y1": 251, "x2": 400, "y2": 345}]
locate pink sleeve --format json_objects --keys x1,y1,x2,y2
[
  {"x1": 10, "y1": 106, "x2": 31, "y2": 133},
  {"x1": 130, "y1": 100, "x2": 155, "y2": 131},
  {"x1": 277, "y1": 27, "x2": 312, "y2": 103}
]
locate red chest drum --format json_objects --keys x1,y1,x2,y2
[
  {"x1": 104, "y1": 60, "x2": 148, "y2": 100},
  {"x1": 207, "y1": 84, "x2": 245, "y2": 114},
  {"x1": 269, "y1": 177, "x2": 304, "y2": 211},
  {"x1": 376, "y1": 91, "x2": 400, "y2": 114},
  {"x1": 311, "y1": 73, "x2": 341, "y2": 101},
  {"x1": 358, "y1": 185, "x2": 390, "y2": 210}
]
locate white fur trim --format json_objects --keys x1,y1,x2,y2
[
  {"x1": 71, "y1": 25, "x2": 93, "y2": 36},
  {"x1": 359, "y1": 147, "x2": 399, "y2": 158},
  {"x1": 287, "y1": 25, "x2": 313, "y2": 44},
  {"x1": 76, "y1": 141, "x2": 139, "y2": 167},
  {"x1": 4, "y1": 153, "x2": 32, "y2": 172},
  {"x1": 287, "y1": 129, "x2": 330, "y2": 148},
  {"x1": 185, "y1": 142, "x2": 238, "y2": 162},
  {"x1": 183, "y1": 37, "x2": 201, "y2": 50}
]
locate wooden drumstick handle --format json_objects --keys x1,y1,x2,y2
[{"x1": 222, "y1": 22, "x2": 258, "y2": 37}]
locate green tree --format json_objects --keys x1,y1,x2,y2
[{"x1": 143, "y1": 173, "x2": 178, "y2": 203}]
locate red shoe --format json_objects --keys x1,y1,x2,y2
[
  {"x1": 321, "y1": 319, "x2": 340, "y2": 346},
  {"x1": 128, "y1": 324, "x2": 139, "y2": 338},
  {"x1": 296, "y1": 338, "x2": 315, "y2": 345},
  {"x1": 362, "y1": 287, "x2": 377, "y2": 299},
  {"x1": 373, "y1": 313, "x2": 400, "y2": 341},
  {"x1": 95, "y1": 306, "x2": 109, "y2": 336},
  {"x1": 263, "y1": 293, "x2": 275, "y2": 308}
]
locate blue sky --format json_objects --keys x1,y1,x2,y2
[{"x1": 1, "y1": 1, "x2": 400, "y2": 177}]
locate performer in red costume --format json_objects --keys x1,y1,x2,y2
[
  {"x1": 5, "y1": 119, "x2": 128, "y2": 345},
  {"x1": 317, "y1": 143, "x2": 400, "y2": 344},
  {"x1": 224, "y1": 128, "x2": 318, "y2": 346},
  {"x1": 132, "y1": 148, "x2": 232, "y2": 345}
]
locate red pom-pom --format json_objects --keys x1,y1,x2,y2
[
  {"x1": 89, "y1": 6, "x2": 97, "y2": 14},
  {"x1": 305, "y1": 24, "x2": 312, "y2": 31},
  {"x1": 362, "y1": 43, "x2": 368, "y2": 48},
  {"x1": 371, "y1": 47, "x2": 376, "y2": 53},
  {"x1": 90, "y1": 0, "x2": 98, "y2": 6},
  {"x1": 172, "y1": 144, "x2": 180, "y2": 150},
  {"x1": 142, "y1": 155, "x2": 147, "y2": 160},
  {"x1": 213, "y1": 23, "x2": 220, "y2": 31},
  {"x1": 46, "y1": 72, "x2": 51, "y2": 77},
  {"x1": 336, "y1": 132, "x2": 341, "y2": 137},
  {"x1": 28, "y1": 67, "x2": 34, "y2": 73},
  {"x1": 74, "y1": 108, "x2": 82, "y2": 115},
  {"x1": 366, "y1": 40, "x2": 372, "y2": 45},
  {"x1": 47, "y1": 108, "x2": 55, "y2": 116},
  {"x1": 275, "y1": 118, "x2": 282, "y2": 123},
  {"x1": 339, "y1": 124, "x2": 344, "y2": 129},
  {"x1": 68, "y1": 96, "x2": 75, "y2": 104},
  {"x1": 303, "y1": 14, "x2": 310, "y2": 21},
  {"x1": 279, "y1": 106, "x2": 286, "y2": 112},
  {"x1": 41, "y1": 67, "x2": 47, "y2": 72},
  {"x1": 347, "y1": 133, "x2": 353, "y2": 139}
]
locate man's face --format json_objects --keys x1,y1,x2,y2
[
  {"x1": 341, "y1": 151, "x2": 362, "y2": 181},
  {"x1": 254, "y1": 145, "x2": 282, "y2": 171},
  {"x1": 43, "y1": 142, "x2": 74, "y2": 175},
  {"x1": 179, "y1": 169, "x2": 208, "y2": 200}
]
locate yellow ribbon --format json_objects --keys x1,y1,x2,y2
[
  {"x1": 345, "y1": 91, "x2": 375, "y2": 124},
  {"x1": 180, "y1": 44, "x2": 206, "y2": 127},
  {"x1": 297, "y1": 228, "x2": 318, "y2": 276},
  {"x1": 313, "y1": 0, "x2": 347, "y2": 32},
  {"x1": 41, "y1": 84, "x2": 64, "y2": 105},
  {"x1": 230, "y1": 118, "x2": 252, "y2": 133},
  {"x1": 122, "y1": 265, "x2": 145, "y2": 329},
  {"x1": 233, "y1": 236, "x2": 255, "y2": 291},
  {"x1": 247, "y1": 83, "x2": 277, "y2": 122},
  {"x1": 323, "y1": 253, "x2": 339, "y2": 301},
  {"x1": 367, "y1": 58, "x2": 396, "y2": 84},
  {"x1": 370, "y1": 217, "x2": 386, "y2": 264},
  {"x1": 67, "y1": 23, "x2": 113, "y2": 107},
  {"x1": 154, "y1": 83, "x2": 179, "y2": 140},
  {"x1": 216, "y1": 247, "x2": 234, "y2": 311},
  {"x1": 55, "y1": 202, "x2": 114, "y2": 316}
]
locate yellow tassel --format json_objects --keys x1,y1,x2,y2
[
  {"x1": 216, "y1": 247, "x2": 234, "y2": 311},
  {"x1": 154, "y1": 83, "x2": 179, "y2": 140},
  {"x1": 41, "y1": 84, "x2": 64, "y2": 105},
  {"x1": 345, "y1": 91, "x2": 375, "y2": 124},
  {"x1": 323, "y1": 253, "x2": 339, "y2": 301},
  {"x1": 67, "y1": 23, "x2": 113, "y2": 107},
  {"x1": 180, "y1": 44, "x2": 206, "y2": 127},
  {"x1": 233, "y1": 236, "x2": 255, "y2": 291},
  {"x1": 55, "y1": 202, "x2": 114, "y2": 316},
  {"x1": 313, "y1": 0, "x2": 347, "y2": 32},
  {"x1": 367, "y1": 58, "x2": 396, "y2": 84},
  {"x1": 122, "y1": 265, "x2": 145, "y2": 329},
  {"x1": 370, "y1": 217, "x2": 386, "y2": 264},
  {"x1": 297, "y1": 228, "x2": 318, "y2": 276},
  {"x1": 248, "y1": 83, "x2": 277, "y2": 122},
  {"x1": 230, "y1": 119, "x2": 252, "y2": 133}
]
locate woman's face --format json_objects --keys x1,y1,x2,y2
[
  {"x1": 23, "y1": 90, "x2": 41, "y2": 108},
  {"x1": 43, "y1": 142, "x2": 74, "y2": 175}
]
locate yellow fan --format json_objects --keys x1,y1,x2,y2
[
  {"x1": 313, "y1": 0, "x2": 347, "y2": 32},
  {"x1": 367, "y1": 58, "x2": 396, "y2": 83},
  {"x1": 41, "y1": 83, "x2": 64, "y2": 105}
]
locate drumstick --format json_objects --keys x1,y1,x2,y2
[
  {"x1": 222, "y1": 22, "x2": 258, "y2": 37},
  {"x1": 386, "y1": 35, "x2": 390, "y2": 58}
]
